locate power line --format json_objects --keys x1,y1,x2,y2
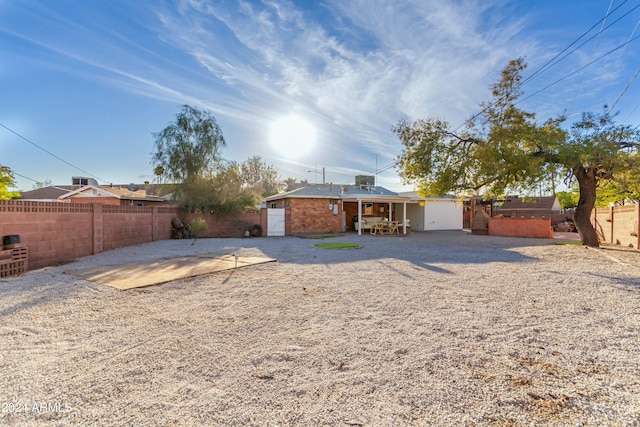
[
  {"x1": 610, "y1": 66, "x2": 640, "y2": 111},
  {"x1": 12, "y1": 171, "x2": 39, "y2": 183},
  {"x1": 453, "y1": 1, "x2": 639, "y2": 131},
  {"x1": 516, "y1": 31, "x2": 640, "y2": 106},
  {"x1": 567, "y1": 0, "x2": 615, "y2": 107},
  {"x1": 0, "y1": 122, "x2": 109, "y2": 184},
  {"x1": 520, "y1": 0, "x2": 637, "y2": 89},
  {"x1": 337, "y1": 160, "x2": 398, "y2": 187}
]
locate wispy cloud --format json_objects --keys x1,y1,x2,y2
[
  {"x1": 9, "y1": 0, "x2": 634, "y2": 189},
  {"x1": 153, "y1": 0, "x2": 532, "y2": 173}
]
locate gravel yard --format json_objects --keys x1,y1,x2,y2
[{"x1": 1, "y1": 231, "x2": 639, "y2": 426}]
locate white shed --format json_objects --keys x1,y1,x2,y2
[{"x1": 399, "y1": 192, "x2": 463, "y2": 231}]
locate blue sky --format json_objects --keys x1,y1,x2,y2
[{"x1": 1, "y1": 0, "x2": 639, "y2": 192}]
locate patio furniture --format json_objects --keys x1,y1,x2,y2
[
  {"x1": 371, "y1": 220, "x2": 400, "y2": 235},
  {"x1": 360, "y1": 217, "x2": 384, "y2": 231}
]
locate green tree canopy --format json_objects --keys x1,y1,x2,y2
[
  {"x1": 395, "y1": 58, "x2": 640, "y2": 247},
  {"x1": 557, "y1": 189, "x2": 579, "y2": 209},
  {"x1": 177, "y1": 161, "x2": 262, "y2": 215},
  {"x1": 240, "y1": 155, "x2": 285, "y2": 198},
  {"x1": 151, "y1": 105, "x2": 226, "y2": 183},
  {"x1": 0, "y1": 165, "x2": 20, "y2": 200}
]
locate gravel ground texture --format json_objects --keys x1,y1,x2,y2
[{"x1": 1, "y1": 231, "x2": 639, "y2": 426}]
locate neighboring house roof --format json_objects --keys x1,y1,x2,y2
[
  {"x1": 266, "y1": 184, "x2": 420, "y2": 203},
  {"x1": 20, "y1": 183, "x2": 173, "y2": 203},
  {"x1": 500, "y1": 195, "x2": 560, "y2": 211},
  {"x1": 19, "y1": 186, "x2": 74, "y2": 201},
  {"x1": 58, "y1": 184, "x2": 170, "y2": 202}
]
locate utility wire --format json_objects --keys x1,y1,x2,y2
[
  {"x1": 0, "y1": 122, "x2": 108, "y2": 184},
  {"x1": 337, "y1": 161, "x2": 398, "y2": 187},
  {"x1": 610, "y1": 66, "x2": 640, "y2": 111},
  {"x1": 12, "y1": 171, "x2": 39, "y2": 183},
  {"x1": 520, "y1": 0, "x2": 635, "y2": 88},
  {"x1": 516, "y1": 32, "x2": 640, "y2": 107},
  {"x1": 453, "y1": 1, "x2": 638, "y2": 131},
  {"x1": 567, "y1": 0, "x2": 615, "y2": 107}
]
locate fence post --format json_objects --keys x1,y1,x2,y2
[
  {"x1": 610, "y1": 206, "x2": 614, "y2": 245},
  {"x1": 152, "y1": 206, "x2": 159, "y2": 241},
  {"x1": 92, "y1": 203, "x2": 104, "y2": 255}
]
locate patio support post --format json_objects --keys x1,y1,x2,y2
[
  {"x1": 388, "y1": 203, "x2": 392, "y2": 220},
  {"x1": 403, "y1": 202, "x2": 407, "y2": 234},
  {"x1": 357, "y1": 199, "x2": 362, "y2": 235}
]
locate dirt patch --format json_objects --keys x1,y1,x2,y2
[{"x1": 1, "y1": 231, "x2": 639, "y2": 425}]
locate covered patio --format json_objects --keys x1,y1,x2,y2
[{"x1": 341, "y1": 194, "x2": 420, "y2": 236}]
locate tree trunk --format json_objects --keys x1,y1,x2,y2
[{"x1": 573, "y1": 166, "x2": 599, "y2": 247}]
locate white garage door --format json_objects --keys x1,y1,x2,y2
[{"x1": 267, "y1": 208, "x2": 285, "y2": 236}]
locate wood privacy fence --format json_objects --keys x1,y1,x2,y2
[{"x1": 0, "y1": 200, "x2": 266, "y2": 269}]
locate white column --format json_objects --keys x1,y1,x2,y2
[
  {"x1": 388, "y1": 202, "x2": 392, "y2": 220},
  {"x1": 357, "y1": 199, "x2": 362, "y2": 235},
  {"x1": 403, "y1": 202, "x2": 407, "y2": 234}
]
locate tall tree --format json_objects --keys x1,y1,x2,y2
[
  {"x1": 395, "y1": 58, "x2": 640, "y2": 247},
  {"x1": 178, "y1": 161, "x2": 262, "y2": 215},
  {"x1": 0, "y1": 165, "x2": 20, "y2": 200},
  {"x1": 240, "y1": 155, "x2": 285, "y2": 197},
  {"x1": 151, "y1": 105, "x2": 226, "y2": 183}
]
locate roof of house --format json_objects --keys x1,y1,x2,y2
[
  {"x1": 500, "y1": 195, "x2": 560, "y2": 211},
  {"x1": 265, "y1": 184, "x2": 403, "y2": 201}
]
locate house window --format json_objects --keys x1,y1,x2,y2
[
  {"x1": 270, "y1": 202, "x2": 277, "y2": 208},
  {"x1": 363, "y1": 203, "x2": 373, "y2": 215}
]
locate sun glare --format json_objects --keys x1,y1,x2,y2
[{"x1": 269, "y1": 115, "x2": 317, "y2": 159}]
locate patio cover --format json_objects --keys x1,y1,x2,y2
[{"x1": 341, "y1": 194, "x2": 421, "y2": 235}]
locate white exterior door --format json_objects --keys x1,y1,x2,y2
[{"x1": 267, "y1": 208, "x2": 285, "y2": 236}]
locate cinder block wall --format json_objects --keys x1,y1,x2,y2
[
  {"x1": 102, "y1": 205, "x2": 176, "y2": 251},
  {"x1": 0, "y1": 201, "x2": 177, "y2": 269},
  {"x1": 593, "y1": 205, "x2": 640, "y2": 248},
  {"x1": 183, "y1": 211, "x2": 263, "y2": 238},
  {"x1": 0, "y1": 201, "x2": 270, "y2": 269}
]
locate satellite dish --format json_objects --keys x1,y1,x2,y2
[{"x1": 127, "y1": 184, "x2": 139, "y2": 192}]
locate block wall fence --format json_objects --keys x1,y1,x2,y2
[
  {"x1": 0, "y1": 200, "x2": 269, "y2": 269},
  {"x1": 485, "y1": 205, "x2": 640, "y2": 245},
  {"x1": 593, "y1": 205, "x2": 640, "y2": 248}
]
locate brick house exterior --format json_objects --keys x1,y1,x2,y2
[{"x1": 265, "y1": 183, "x2": 418, "y2": 235}]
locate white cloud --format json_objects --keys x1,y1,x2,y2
[{"x1": 10, "y1": 0, "x2": 610, "y2": 190}]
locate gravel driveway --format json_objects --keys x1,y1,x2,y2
[{"x1": 1, "y1": 231, "x2": 639, "y2": 426}]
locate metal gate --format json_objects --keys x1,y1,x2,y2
[{"x1": 267, "y1": 208, "x2": 285, "y2": 236}]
